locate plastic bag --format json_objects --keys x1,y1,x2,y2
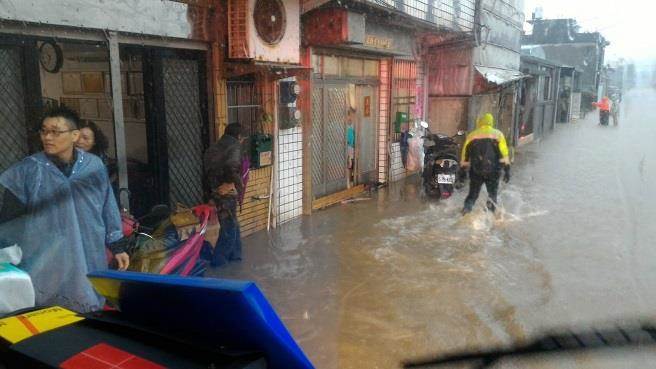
[
  {"x1": 0, "y1": 245, "x2": 22, "y2": 265},
  {"x1": 0, "y1": 245, "x2": 35, "y2": 315},
  {"x1": 406, "y1": 137, "x2": 422, "y2": 171}
]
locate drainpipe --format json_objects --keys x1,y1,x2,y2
[
  {"x1": 426, "y1": 0, "x2": 434, "y2": 23},
  {"x1": 474, "y1": 0, "x2": 483, "y2": 46},
  {"x1": 107, "y1": 31, "x2": 130, "y2": 211},
  {"x1": 271, "y1": 78, "x2": 279, "y2": 229},
  {"x1": 553, "y1": 67, "x2": 561, "y2": 127},
  {"x1": 513, "y1": 79, "x2": 523, "y2": 146}
]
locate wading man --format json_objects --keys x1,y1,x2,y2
[{"x1": 460, "y1": 113, "x2": 511, "y2": 215}]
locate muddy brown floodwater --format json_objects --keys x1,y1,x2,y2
[{"x1": 209, "y1": 88, "x2": 656, "y2": 368}]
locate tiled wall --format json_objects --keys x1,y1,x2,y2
[
  {"x1": 378, "y1": 59, "x2": 391, "y2": 183},
  {"x1": 389, "y1": 142, "x2": 406, "y2": 182},
  {"x1": 237, "y1": 166, "x2": 272, "y2": 236},
  {"x1": 277, "y1": 126, "x2": 304, "y2": 224},
  {"x1": 415, "y1": 57, "x2": 426, "y2": 119}
]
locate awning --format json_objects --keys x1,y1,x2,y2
[
  {"x1": 475, "y1": 66, "x2": 528, "y2": 85},
  {"x1": 226, "y1": 61, "x2": 312, "y2": 78}
]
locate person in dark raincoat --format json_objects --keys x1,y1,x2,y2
[{"x1": 203, "y1": 123, "x2": 244, "y2": 266}]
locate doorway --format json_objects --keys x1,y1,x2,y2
[
  {"x1": 311, "y1": 83, "x2": 349, "y2": 199},
  {"x1": 311, "y1": 83, "x2": 379, "y2": 199},
  {"x1": 127, "y1": 47, "x2": 209, "y2": 215},
  {"x1": 354, "y1": 85, "x2": 377, "y2": 185},
  {"x1": 0, "y1": 36, "x2": 208, "y2": 216}
]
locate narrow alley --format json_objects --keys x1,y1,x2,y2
[
  {"x1": 210, "y1": 88, "x2": 656, "y2": 368},
  {"x1": 2, "y1": 1, "x2": 656, "y2": 369}
]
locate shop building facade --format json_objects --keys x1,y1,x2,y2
[
  {"x1": 301, "y1": 0, "x2": 480, "y2": 203},
  {"x1": 0, "y1": 0, "x2": 308, "y2": 236},
  {"x1": 0, "y1": 0, "x2": 527, "y2": 239},
  {"x1": 0, "y1": 0, "x2": 213, "y2": 217}
]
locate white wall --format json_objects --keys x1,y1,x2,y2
[
  {"x1": 277, "y1": 126, "x2": 304, "y2": 224},
  {"x1": 389, "y1": 143, "x2": 406, "y2": 183},
  {"x1": 0, "y1": 0, "x2": 192, "y2": 39},
  {"x1": 39, "y1": 42, "x2": 148, "y2": 163},
  {"x1": 474, "y1": 0, "x2": 525, "y2": 70}
]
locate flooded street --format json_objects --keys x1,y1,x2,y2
[{"x1": 209, "y1": 88, "x2": 656, "y2": 368}]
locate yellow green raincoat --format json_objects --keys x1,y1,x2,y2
[{"x1": 460, "y1": 113, "x2": 510, "y2": 167}]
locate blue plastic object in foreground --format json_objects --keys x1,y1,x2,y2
[{"x1": 87, "y1": 271, "x2": 314, "y2": 369}]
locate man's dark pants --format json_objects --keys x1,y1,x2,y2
[
  {"x1": 212, "y1": 195, "x2": 242, "y2": 266},
  {"x1": 464, "y1": 170, "x2": 500, "y2": 212},
  {"x1": 600, "y1": 110, "x2": 610, "y2": 125}
]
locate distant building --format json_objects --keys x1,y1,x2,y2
[
  {"x1": 521, "y1": 18, "x2": 609, "y2": 110},
  {"x1": 425, "y1": 0, "x2": 525, "y2": 149},
  {"x1": 518, "y1": 54, "x2": 574, "y2": 144}
]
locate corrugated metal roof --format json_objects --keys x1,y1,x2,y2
[{"x1": 474, "y1": 66, "x2": 527, "y2": 85}]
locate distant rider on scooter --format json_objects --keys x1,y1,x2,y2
[{"x1": 459, "y1": 113, "x2": 511, "y2": 215}]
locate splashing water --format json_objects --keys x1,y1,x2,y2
[{"x1": 211, "y1": 90, "x2": 656, "y2": 369}]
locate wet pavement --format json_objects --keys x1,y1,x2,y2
[{"x1": 209, "y1": 88, "x2": 656, "y2": 368}]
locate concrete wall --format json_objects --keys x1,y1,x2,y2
[
  {"x1": 519, "y1": 58, "x2": 559, "y2": 139},
  {"x1": 468, "y1": 93, "x2": 498, "y2": 129},
  {"x1": 474, "y1": 0, "x2": 524, "y2": 70},
  {"x1": 39, "y1": 42, "x2": 148, "y2": 164},
  {"x1": 427, "y1": 97, "x2": 468, "y2": 135},
  {"x1": 0, "y1": 0, "x2": 193, "y2": 38},
  {"x1": 529, "y1": 44, "x2": 600, "y2": 93},
  {"x1": 427, "y1": 47, "x2": 473, "y2": 96},
  {"x1": 468, "y1": 90, "x2": 515, "y2": 139}
]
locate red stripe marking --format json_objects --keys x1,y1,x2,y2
[
  {"x1": 16, "y1": 315, "x2": 39, "y2": 335},
  {"x1": 60, "y1": 343, "x2": 166, "y2": 369}
]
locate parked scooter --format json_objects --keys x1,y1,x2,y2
[{"x1": 420, "y1": 121, "x2": 465, "y2": 199}]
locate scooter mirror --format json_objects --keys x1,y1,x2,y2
[
  {"x1": 457, "y1": 130, "x2": 466, "y2": 136},
  {"x1": 420, "y1": 121, "x2": 429, "y2": 129}
]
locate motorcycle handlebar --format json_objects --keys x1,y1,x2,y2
[{"x1": 421, "y1": 133, "x2": 464, "y2": 140}]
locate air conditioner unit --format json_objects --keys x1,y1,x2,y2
[{"x1": 228, "y1": 0, "x2": 300, "y2": 64}]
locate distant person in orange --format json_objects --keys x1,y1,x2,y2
[{"x1": 592, "y1": 96, "x2": 611, "y2": 126}]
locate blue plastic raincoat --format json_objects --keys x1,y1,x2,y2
[{"x1": 0, "y1": 149, "x2": 122, "y2": 312}]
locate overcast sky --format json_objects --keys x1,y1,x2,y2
[{"x1": 523, "y1": 0, "x2": 656, "y2": 65}]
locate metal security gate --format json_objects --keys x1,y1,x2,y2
[
  {"x1": 227, "y1": 80, "x2": 261, "y2": 132},
  {"x1": 311, "y1": 85, "x2": 348, "y2": 198},
  {"x1": 162, "y1": 57, "x2": 206, "y2": 206},
  {"x1": 311, "y1": 88, "x2": 324, "y2": 197},
  {"x1": 0, "y1": 39, "x2": 41, "y2": 210},
  {"x1": 0, "y1": 46, "x2": 28, "y2": 174},
  {"x1": 391, "y1": 59, "x2": 417, "y2": 142},
  {"x1": 145, "y1": 49, "x2": 208, "y2": 208},
  {"x1": 227, "y1": 79, "x2": 261, "y2": 158}
]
